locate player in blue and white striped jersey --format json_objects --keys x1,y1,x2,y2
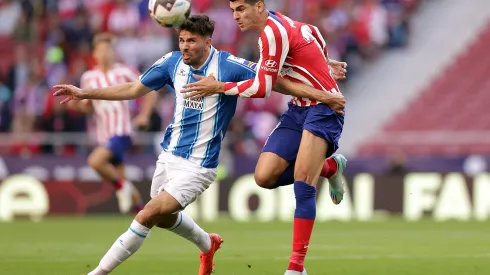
[{"x1": 53, "y1": 14, "x2": 344, "y2": 275}]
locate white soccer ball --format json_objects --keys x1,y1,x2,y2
[{"x1": 149, "y1": 0, "x2": 192, "y2": 28}]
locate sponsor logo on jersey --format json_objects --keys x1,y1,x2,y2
[
  {"x1": 177, "y1": 68, "x2": 187, "y2": 77},
  {"x1": 227, "y1": 55, "x2": 256, "y2": 69},
  {"x1": 184, "y1": 97, "x2": 204, "y2": 110}
]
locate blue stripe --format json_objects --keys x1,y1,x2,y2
[
  {"x1": 130, "y1": 227, "x2": 147, "y2": 238},
  {"x1": 175, "y1": 73, "x2": 203, "y2": 159},
  {"x1": 202, "y1": 53, "x2": 222, "y2": 167},
  {"x1": 161, "y1": 97, "x2": 177, "y2": 150},
  {"x1": 268, "y1": 11, "x2": 284, "y2": 26},
  {"x1": 171, "y1": 56, "x2": 183, "y2": 83},
  {"x1": 174, "y1": 71, "x2": 192, "y2": 153}
]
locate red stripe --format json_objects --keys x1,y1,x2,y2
[
  {"x1": 224, "y1": 82, "x2": 238, "y2": 92},
  {"x1": 103, "y1": 108, "x2": 111, "y2": 142},
  {"x1": 237, "y1": 77, "x2": 255, "y2": 94}
]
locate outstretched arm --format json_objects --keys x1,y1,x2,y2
[
  {"x1": 181, "y1": 22, "x2": 290, "y2": 99},
  {"x1": 53, "y1": 81, "x2": 152, "y2": 104}
]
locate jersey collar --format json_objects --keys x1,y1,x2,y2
[{"x1": 190, "y1": 46, "x2": 216, "y2": 72}]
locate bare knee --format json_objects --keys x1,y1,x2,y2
[
  {"x1": 135, "y1": 202, "x2": 161, "y2": 228},
  {"x1": 87, "y1": 153, "x2": 103, "y2": 168},
  {"x1": 254, "y1": 169, "x2": 276, "y2": 189}
]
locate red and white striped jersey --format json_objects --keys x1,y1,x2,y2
[
  {"x1": 80, "y1": 63, "x2": 138, "y2": 144},
  {"x1": 224, "y1": 11, "x2": 341, "y2": 107}
]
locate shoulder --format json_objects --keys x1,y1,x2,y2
[
  {"x1": 113, "y1": 63, "x2": 139, "y2": 75},
  {"x1": 152, "y1": 51, "x2": 182, "y2": 68},
  {"x1": 220, "y1": 51, "x2": 256, "y2": 71},
  {"x1": 80, "y1": 69, "x2": 99, "y2": 81}
]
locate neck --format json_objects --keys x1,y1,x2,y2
[
  {"x1": 191, "y1": 47, "x2": 211, "y2": 70},
  {"x1": 98, "y1": 63, "x2": 113, "y2": 72},
  {"x1": 256, "y1": 9, "x2": 270, "y2": 31}
]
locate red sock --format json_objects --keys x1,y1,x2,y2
[
  {"x1": 113, "y1": 178, "x2": 124, "y2": 190},
  {"x1": 288, "y1": 218, "x2": 315, "y2": 272},
  {"x1": 320, "y1": 157, "x2": 338, "y2": 178}
]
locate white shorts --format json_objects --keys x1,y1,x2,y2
[{"x1": 150, "y1": 151, "x2": 217, "y2": 208}]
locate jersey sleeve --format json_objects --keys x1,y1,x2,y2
[
  {"x1": 221, "y1": 54, "x2": 257, "y2": 82},
  {"x1": 223, "y1": 21, "x2": 289, "y2": 98},
  {"x1": 139, "y1": 52, "x2": 173, "y2": 91}
]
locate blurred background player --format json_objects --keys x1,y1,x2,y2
[{"x1": 69, "y1": 33, "x2": 146, "y2": 214}]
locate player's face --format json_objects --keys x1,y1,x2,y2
[
  {"x1": 230, "y1": 0, "x2": 264, "y2": 31},
  {"x1": 93, "y1": 42, "x2": 115, "y2": 66},
  {"x1": 179, "y1": 30, "x2": 211, "y2": 67}
]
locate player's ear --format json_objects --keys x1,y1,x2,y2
[
  {"x1": 206, "y1": 37, "x2": 212, "y2": 48},
  {"x1": 256, "y1": 1, "x2": 265, "y2": 12}
]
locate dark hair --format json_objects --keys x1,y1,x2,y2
[
  {"x1": 178, "y1": 14, "x2": 215, "y2": 37},
  {"x1": 229, "y1": 0, "x2": 264, "y2": 4}
]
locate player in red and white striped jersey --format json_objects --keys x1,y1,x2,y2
[
  {"x1": 70, "y1": 33, "x2": 147, "y2": 214},
  {"x1": 181, "y1": 1, "x2": 349, "y2": 274}
]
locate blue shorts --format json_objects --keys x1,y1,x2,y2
[
  {"x1": 262, "y1": 102, "x2": 344, "y2": 163},
  {"x1": 105, "y1": 135, "x2": 133, "y2": 165}
]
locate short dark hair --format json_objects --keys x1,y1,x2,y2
[
  {"x1": 178, "y1": 14, "x2": 215, "y2": 38},
  {"x1": 230, "y1": 0, "x2": 264, "y2": 4}
]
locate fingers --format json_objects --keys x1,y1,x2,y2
[
  {"x1": 182, "y1": 76, "x2": 205, "y2": 88},
  {"x1": 60, "y1": 97, "x2": 72, "y2": 104},
  {"x1": 184, "y1": 91, "x2": 205, "y2": 100},
  {"x1": 180, "y1": 84, "x2": 201, "y2": 93}
]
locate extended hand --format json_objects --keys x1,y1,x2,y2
[
  {"x1": 322, "y1": 93, "x2": 346, "y2": 116},
  {"x1": 180, "y1": 74, "x2": 224, "y2": 100},
  {"x1": 329, "y1": 60, "x2": 347, "y2": 80},
  {"x1": 53, "y1": 85, "x2": 84, "y2": 104}
]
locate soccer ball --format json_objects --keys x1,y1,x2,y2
[{"x1": 149, "y1": 0, "x2": 191, "y2": 28}]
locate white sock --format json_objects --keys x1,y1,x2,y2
[
  {"x1": 88, "y1": 220, "x2": 150, "y2": 275},
  {"x1": 167, "y1": 212, "x2": 211, "y2": 252}
]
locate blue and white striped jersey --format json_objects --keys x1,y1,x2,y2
[{"x1": 140, "y1": 46, "x2": 257, "y2": 168}]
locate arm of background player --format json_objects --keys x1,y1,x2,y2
[
  {"x1": 274, "y1": 78, "x2": 345, "y2": 114},
  {"x1": 223, "y1": 27, "x2": 289, "y2": 98},
  {"x1": 133, "y1": 90, "x2": 159, "y2": 130}
]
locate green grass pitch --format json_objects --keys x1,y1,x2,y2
[{"x1": 1, "y1": 216, "x2": 489, "y2": 274}]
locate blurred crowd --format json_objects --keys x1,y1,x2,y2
[{"x1": 0, "y1": 0, "x2": 421, "y2": 157}]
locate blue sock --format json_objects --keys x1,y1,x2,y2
[
  {"x1": 293, "y1": 181, "x2": 316, "y2": 219},
  {"x1": 272, "y1": 165, "x2": 295, "y2": 189}
]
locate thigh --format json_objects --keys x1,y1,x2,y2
[
  {"x1": 150, "y1": 153, "x2": 169, "y2": 198},
  {"x1": 255, "y1": 151, "x2": 291, "y2": 184},
  {"x1": 294, "y1": 130, "x2": 329, "y2": 186},
  {"x1": 154, "y1": 152, "x2": 217, "y2": 209},
  {"x1": 262, "y1": 106, "x2": 305, "y2": 163},
  {"x1": 88, "y1": 146, "x2": 114, "y2": 163},
  {"x1": 303, "y1": 104, "x2": 344, "y2": 158},
  {"x1": 106, "y1": 136, "x2": 133, "y2": 165}
]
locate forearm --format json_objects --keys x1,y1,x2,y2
[
  {"x1": 81, "y1": 82, "x2": 147, "y2": 100},
  {"x1": 139, "y1": 91, "x2": 157, "y2": 118},
  {"x1": 274, "y1": 78, "x2": 327, "y2": 102}
]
